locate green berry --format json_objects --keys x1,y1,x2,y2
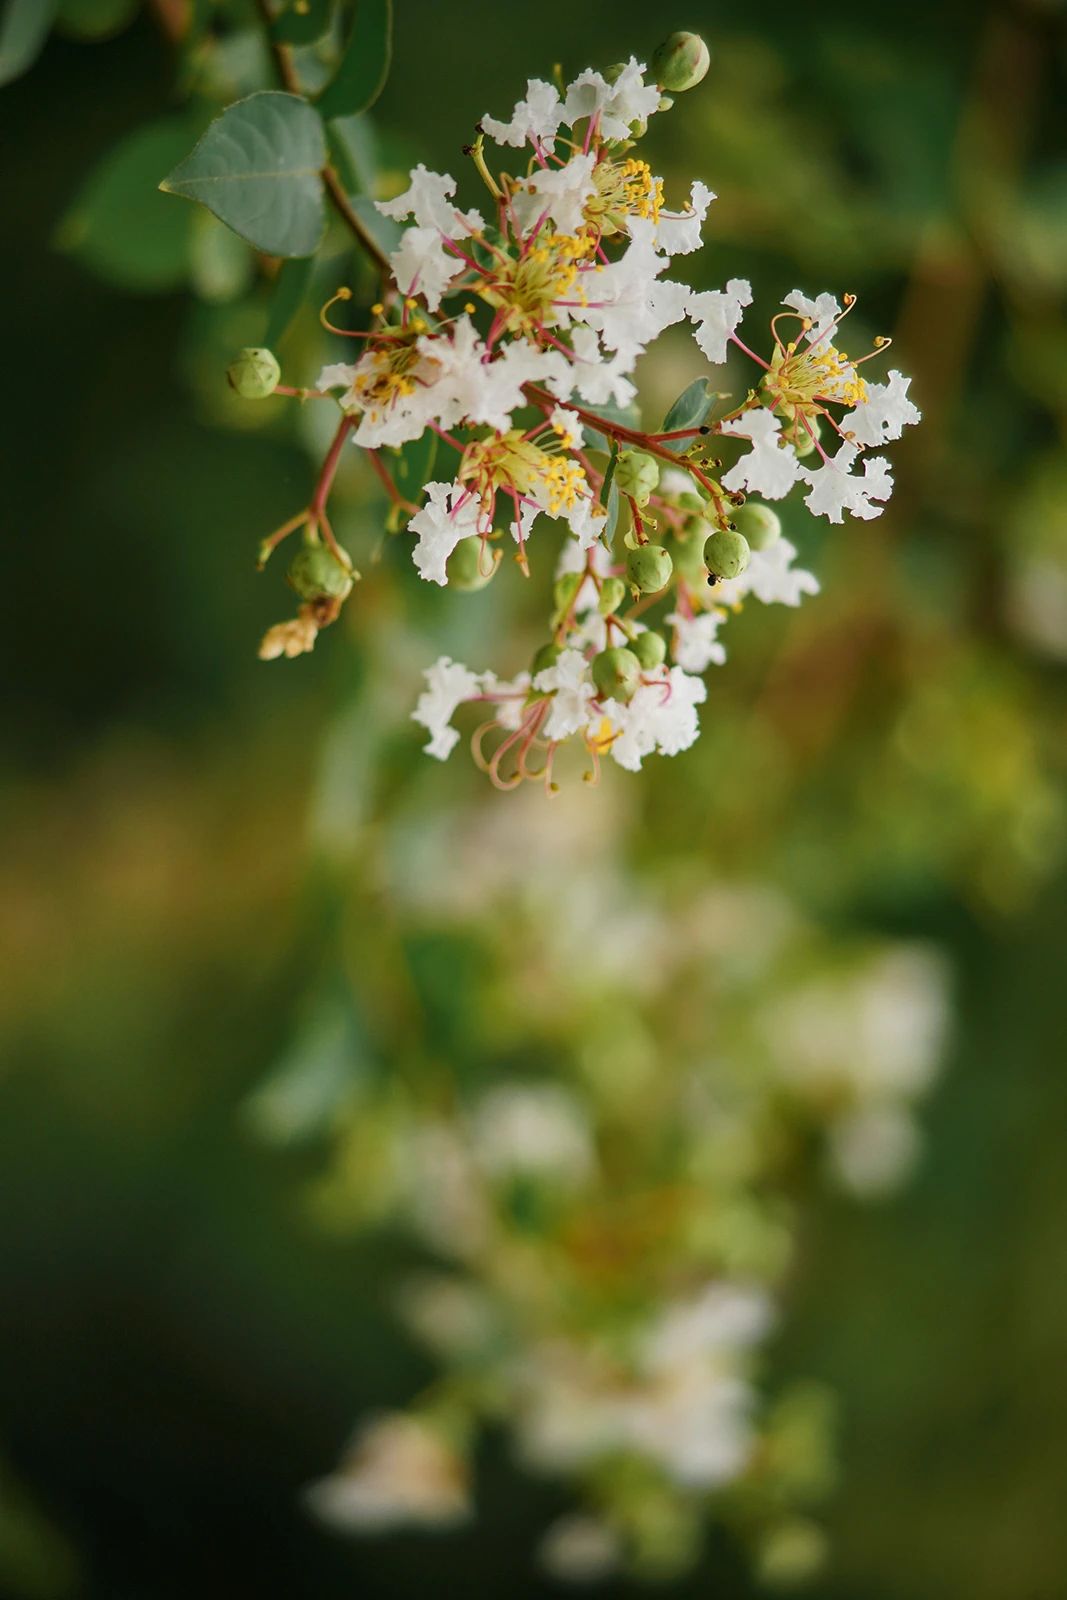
[
  {"x1": 530, "y1": 641, "x2": 561, "y2": 678},
  {"x1": 731, "y1": 502, "x2": 781, "y2": 552},
  {"x1": 227, "y1": 346, "x2": 281, "y2": 399},
  {"x1": 614, "y1": 450, "x2": 660, "y2": 507},
  {"x1": 651, "y1": 32, "x2": 711, "y2": 93},
  {"x1": 632, "y1": 631, "x2": 667, "y2": 670},
  {"x1": 598, "y1": 577, "x2": 628, "y2": 616},
  {"x1": 627, "y1": 543, "x2": 673, "y2": 594},
  {"x1": 703, "y1": 527, "x2": 750, "y2": 581},
  {"x1": 446, "y1": 537, "x2": 499, "y2": 591},
  {"x1": 287, "y1": 542, "x2": 355, "y2": 602},
  {"x1": 592, "y1": 646, "x2": 641, "y2": 702}
]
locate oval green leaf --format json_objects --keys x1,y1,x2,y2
[
  {"x1": 660, "y1": 377, "x2": 717, "y2": 452},
  {"x1": 317, "y1": 0, "x2": 392, "y2": 120},
  {"x1": 159, "y1": 91, "x2": 328, "y2": 259}
]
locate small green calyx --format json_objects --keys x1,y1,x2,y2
[
  {"x1": 287, "y1": 542, "x2": 356, "y2": 602},
  {"x1": 615, "y1": 450, "x2": 660, "y2": 507},
  {"x1": 627, "y1": 543, "x2": 673, "y2": 594},
  {"x1": 703, "y1": 527, "x2": 750, "y2": 581},
  {"x1": 446, "y1": 537, "x2": 501, "y2": 591},
  {"x1": 228, "y1": 346, "x2": 281, "y2": 399},
  {"x1": 651, "y1": 32, "x2": 711, "y2": 93},
  {"x1": 731, "y1": 502, "x2": 781, "y2": 552},
  {"x1": 592, "y1": 646, "x2": 641, "y2": 702},
  {"x1": 632, "y1": 630, "x2": 667, "y2": 670}
]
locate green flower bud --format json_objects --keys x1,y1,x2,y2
[
  {"x1": 703, "y1": 527, "x2": 750, "y2": 581},
  {"x1": 553, "y1": 571, "x2": 583, "y2": 614},
  {"x1": 651, "y1": 32, "x2": 711, "y2": 93},
  {"x1": 633, "y1": 630, "x2": 667, "y2": 670},
  {"x1": 627, "y1": 543, "x2": 673, "y2": 594},
  {"x1": 592, "y1": 646, "x2": 641, "y2": 702},
  {"x1": 446, "y1": 536, "x2": 500, "y2": 591},
  {"x1": 228, "y1": 346, "x2": 281, "y2": 399},
  {"x1": 287, "y1": 541, "x2": 355, "y2": 602},
  {"x1": 792, "y1": 415, "x2": 823, "y2": 458},
  {"x1": 598, "y1": 576, "x2": 628, "y2": 616},
  {"x1": 614, "y1": 450, "x2": 660, "y2": 507},
  {"x1": 530, "y1": 641, "x2": 561, "y2": 677},
  {"x1": 731, "y1": 502, "x2": 781, "y2": 552}
]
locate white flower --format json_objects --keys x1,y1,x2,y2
[
  {"x1": 579, "y1": 219, "x2": 690, "y2": 365},
  {"x1": 566, "y1": 491, "x2": 609, "y2": 551},
  {"x1": 569, "y1": 325, "x2": 637, "y2": 409},
  {"x1": 667, "y1": 608, "x2": 728, "y2": 672},
  {"x1": 642, "y1": 1284, "x2": 774, "y2": 1373},
  {"x1": 512, "y1": 151, "x2": 598, "y2": 237},
  {"x1": 829, "y1": 1105, "x2": 920, "y2": 1197},
  {"x1": 604, "y1": 667, "x2": 707, "y2": 770},
  {"x1": 841, "y1": 369, "x2": 921, "y2": 448},
  {"x1": 387, "y1": 226, "x2": 461, "y2": 312},
  {"x1": 377, "y1": 163, "x2": 482, "y2": 236},
  {"x1": 408, "y1": 482, "x2": 484, "y2": 586},
  {"x1": 556, "y1": 534, "x2": 613, "y2": 611},
  {"x1": 471, "y1": 1083, "x2": 595, "y2": 1186},
  {"x1": 471, "y1": 339, "x2": 571, "y2": 431},
  {"x1": 482, "y1": 78, "x2": 564, "y2": 150},
  {"x1": 304, "y1": 1414, "x2": 470, "y2": 1533},
  {"x1": 549, "y1": 404, "x2": 582, "y2": 448},
  {"x1": 480, "y1": 669, "x2": 531, "y2": 731},
  {"x1": 655, "y1": 180, "x2": 716, "y2": 256},
  {"x1": 317, "y1": 347, "x2": 443, "y2": 449},
  {"x1": 562, "y1": 58, "x2": 661, "y2": 142},
  {"x1": 782, "y1": 287, "x2": 842, "y2": 345},
  {"x1": 714, "y1": 537, "x2": 819, "y2": 608},
  {"x1": 688, "y1": 277, "x2": 753, "y2": 363},
  {"x1": 720, "y1": 410, "x2": 803, "y2": 500},
  {"x1": 534, "y1": 648, "x2": 597, "y2": 741},
  {"x1": 800, "y1": 442, "x2": 893, "y2": 522},
  {"x1": 411, "y1": 652, "x2": 482, "y2": 758}
]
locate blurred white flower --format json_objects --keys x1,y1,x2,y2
[
  {"x1": 304, "y1": 1413, "x2": 470, "y2": 1533},
  {"x1": 472, "y1": 1083, "x2": 595, "y2": 1186}
]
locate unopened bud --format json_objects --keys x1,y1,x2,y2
[
  {"x1": 228, "y1": 346, "x2": 280, "y2": 399},
  {"x1": 287, "y1": 542, "x2": 356, "y2": 602},
  {"x1": 615, "y1": 450, "x2": 660, "y2": 506},
  {"x1": 592, "y1": 646, "x2": 641, "y2": 702},
  {"x1": 530, "y1": 641, "x2": 561, "y2": 677},
  {"x1": 598, "y1": 576, "x2": 628, "y2": 616},
  {"x1": 651, "y1": 32, "x2": 711, "y2": 93},
  {"x1": 627, "y1": 542, "x2": 673, "y2": 594},
  {"x1": 703, "y1": 527, "x2": 750, "y2": 580},
  {"x1": 731, "y1": 502, "x2": 781, "y2": 551},
  {"x1": 446, "y1": 537, "x2": 500, "y2": 591},
  {"x1": 632, "y1": 630, "x2": 667, "y2": 670},
  {"x1": 553, "y1": 571, "x2": 583, "y2": 613}
]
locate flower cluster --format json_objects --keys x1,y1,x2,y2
[{"x1": 246, "y1": 34, "x2": 920, "y2": 786}]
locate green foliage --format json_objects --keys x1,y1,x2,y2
[
  {"x1": 659, "y1": 377, "x2": 719, "y2": 451},
  {"x1": 160, "y1": 91, "x2": 328, "y2": 258},
  {"x1": 54, "y1": 0, "x2": 137, "y2": 40},
  {"x1": 271, "y1": 0, "x2": 337, "y2": 47},
  {"x1": 317, "y1": 0, "x2": 393, "y2": 119},
  {"x1": 0, "y1": 0, "x2": 55, "y2": 86}
]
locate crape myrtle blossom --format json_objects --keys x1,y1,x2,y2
[{"x1": 248, "y1": 34, "x2": 921, "y2": 790}]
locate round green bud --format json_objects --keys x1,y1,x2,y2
[
  {"x1": 614, "y1": 450, "x2": 660, "y2": 507},
  {"x1": 731, "y1": 502, "x2": 781, "y2": 552},
  {"x1": 703, "y1": 527, "x2": 750, "y2": 581},
  {"x1": 632, "y1": 630, "x2": 667, "y2": 671},
  {"x1": 603, "y1": 62, "x2": 628, "y2": 85},
  {"x1": 530, "y1": 641, "x2": 561, "y2": 678},
  {"x1": 792, "y1": 415, "x2": 823, "y2": 459},
  {"x1": 627, "y1": 543, "x2": 673, "y2": 594},
  {"x1": 446, "y1": 536, "x2": 499, "y2": 591},
  {"x1": 287, "y1": 542, "x2": 355, "y2": 602},
  {"x1": 227, "y1": 346, "x2": 281, "y2": 399},
  {"x1": 651, "y1": 32, "x2": 711, "y2": 93},
  {"x1": 592, "y1": 646, "x2": 641, "y2": 702},
  {"x1": 598, "y1": 576, "x2": 628, "y2": 616}
]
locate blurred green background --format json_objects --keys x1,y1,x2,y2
[{"x1": 2, "y1": 0, "x2": 1066, "y2": 1595}]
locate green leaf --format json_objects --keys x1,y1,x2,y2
[
  {"x1": 660, "y1": 377, "x2": 717, "y2": 452},
  {"x1": 264, "y1": 255, "x2": 314, "y2": 345},
  {"x1": 160, "y1": 91, "x2": 328, "y2": 259},
  {"x1": 55, "y1": 0, "x2": 137, "y2": 40},
  {"x1": 327, "y1": 112, "x2": 379, "y2": 195},
  {"x1": 272, "y1": 0, "x2": 336, "y2": 46},
  {"x1": 348, "y1": 192, "x2": 402, "y2": 256},
  {"x1": 0, "y1": 0, "x2": 56, "y2": 86},
  {"x1": 56, "y1": 118, "x2": 199, "y2": 292},
  {"x1": 317, "y1": 0, "x2": 392, "y2": 120}
]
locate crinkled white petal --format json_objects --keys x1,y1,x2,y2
[
  {"x1": 569, "y1": 325, "x2": 638, "y2": 409},
  {"x1": 655, "y1": 180, "x2": 716, "y2": 256},
  {"x1": 533, "y1": 648, "x2": 597, "y2": 741},
  {"x1": 714, "y1": 537, "x2": 819, "y2": 608},
  {"x1": 482, "y1": 79, "x2": 564, "y2": 150},
  {"x1": 563, "y1": 58, "x2": 661, "y2": 142},
  {"x1": 603, "y1": 667, "x2": 706, "y2": 771},
  {"x1": 377, "y1": 164, "x2": 482, "y2": 236},
  {"x1": 841, "y1": 370, "x2": 921, "y2": 448},
  {"x1": 412, "y1": 653, "x2": 483, "y2": 759},
  {"x1": 388, "y1": 227, "x2": 463, "y2": 313},
  {"x1": 579, "y1": 220, "x2": 690, "y2": 365},
  {"x1": 409, "y1": 482, "x2": 484, "y2": 586},
  {"x1": 782, "y1": 288, "x2": 841, "y2": 347},
  {"x1": 688, "y1": 278, "x2": 753, "y2": 363},
  {"x1": 720, "y1": 410, "x2": 803, "y2": 500},
  {"x1": 667, "y1": 609, "x2": 728, "y2": 672},
  {"x1": 800, "y1": 443, "x2": 893, "y2": 523},
  {"x1": 511, "y1": 151, "x2": 597, "y2": 237}
]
